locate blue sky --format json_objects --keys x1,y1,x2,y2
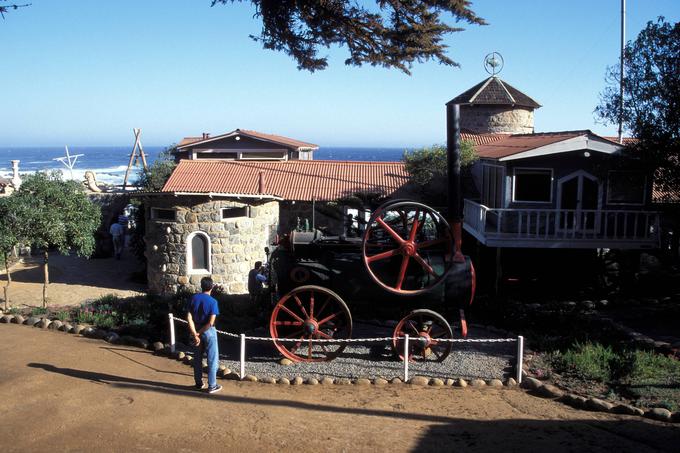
[{"x1": 1, "y1": 0, "x2": 678, "y2": 147}]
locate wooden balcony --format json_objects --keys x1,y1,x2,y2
[{"x1": 463, "y1": 200, "x2": 660, "y2": 249}]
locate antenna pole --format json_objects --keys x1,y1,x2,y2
[{"x1": 618, "y1": 0, "x2": 625, "y2": 144}]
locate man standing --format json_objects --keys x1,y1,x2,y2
[
  {"x1": 109, "y1": 219, "x2": 124, "y2": 260},
  {"x1": 186, "y1": 276, "x2": 221, "y2": 394},
  {"x1": 248, "y1": 261, "x2": 267, "y2": 304}
]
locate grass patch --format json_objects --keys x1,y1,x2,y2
[{"x1": 550, "y1": 342, "x2": 680, "y2": 411}]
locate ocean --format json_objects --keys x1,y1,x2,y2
[{"x1": 0, "y1": 146, "x2": 408, "y2": 186}]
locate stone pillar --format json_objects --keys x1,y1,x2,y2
[{"x1": 10, "y1": 160, "x2": 21, "y2": 189}]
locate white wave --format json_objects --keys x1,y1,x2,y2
[{"x1": 1, "y1": 164, "x2": 146, "y2": 186}]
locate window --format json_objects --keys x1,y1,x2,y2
[
  {"x1": 196, "y1": 152, "x2": 237, "y2": 159},
  {"x1": 221, "y1": 206, "x2": 250, "y2": 220},
  {"x1": 513, "y1": 168, "x2": 553, "y2": 203},
  {"x1": 607, "y1": 171, "x2": 646, "y2": 205},
  {"x1": 151, "y1": 208, "x2": 176, "y2": 221},
  {"x1": 187, "y1": 231, "x2": 211, "y2": 274},
  {"x1": 240, "y1": 151, "x2": 287, "y2": 160}
]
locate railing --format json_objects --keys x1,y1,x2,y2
[{"x1": 463, "y1": 200, "x2": 660, "y2": 247}]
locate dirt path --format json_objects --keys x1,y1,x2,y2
[
  {"x1": 0, "y1": 325, "x2": 678, "y2": 452},
  {"x1": 0, "y1": 253, "x2": 145, "y2": 308}
]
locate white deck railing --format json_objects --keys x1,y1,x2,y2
[{"x1": 463, "y1": 199, "x2": 660, "y2": 248}]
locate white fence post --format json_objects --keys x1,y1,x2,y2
[
  {"x1": 403, "y1": 334, "x2": 409, "y2": 382},
  {"x1": 240, "y1": 333, "x2": 246, "y2": 379},
  {"x1": 516, "y1": 335, "x2": 524, "y2": 384},
  {"x1": 168, "y1": 313, "x2": 176, "y2": 353}
]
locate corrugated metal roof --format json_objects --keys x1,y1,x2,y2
[
  {"x1": 162, "y1": 160, "x2": 410, "y2": 201},
  {"x1": 474, "y1": 130, "x2": 591, "y2": 159},
  {"x1": 461, "y1": 131, "x2": 509, "y2": 146}
]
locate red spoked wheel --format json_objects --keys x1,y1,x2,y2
[
  {"x1": 392, "y1": 309, "x2": 453, "y2": 362},
  {"x1": 362, "y1": 201, "x2": 453, "y2": 295},
  {"x1": 269, "y1": 285, "x2": 353, "y2": 362}
]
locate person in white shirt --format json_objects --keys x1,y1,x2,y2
[{"x1": 109, "y1": 220, "x2": 125, "y2": 260}]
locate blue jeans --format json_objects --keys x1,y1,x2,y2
[{"x1": 193, "y1": 327, "x2": 219, "y2": 388}]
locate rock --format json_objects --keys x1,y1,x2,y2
[
  {"x1": 130, "y1": 338, "x2": 149, "y2": 349},
  {"x1": 305, "y1": 377, "x2": 319, "y2": 385},
  {"x1": 611, "y1": 404, "x2": 645, "y2": 416},
  {"x1": 389, "y1": 377, "x2": 403, "y2": 385},
  {"x1": 487, "y1": 379, "x2": 504, "y2": 388},
  {"x1": 225, "y1": 372, "x2": 240, "y2": 381},
  {"x1": 279, "y1": 358, "x2": 294, "y2": 366},
  {"x1": 260, "y1": 377, "x2": 276, "y2": 384},
  {"x1": 183, "y1": 355, "x2": 193, "y2": 364},
  {"x1": 672, "y1": 412, "x2": 680, "y2": 423},
  {"x1": 217, "y1": 367, "x2": 231, "y2": 378},
  {"x1": 81, "y1": 326, "x2": 95, "y2": 337},
  {"x1": 430, "y1": 378, "x2": 445, "y2": 387},
  {"x1": 373, "y1": 378, "x2": 388, "y2": 386},
  {"x1": 506, "y1": 378, "x2": 517, "y2": 387},
  {"x1": 278, "y1": 377, "x2": 291, "y2": 385},
  {"x1": 454, "y1": 378, "x2": 468, "y2": 388},
  {"x1": 11, "y1": 315, "x2": 24, "y2": 324},
  {"x1": 72, "y1": 324, "x2": 86, "y2": 335},
  {"x1": 581, "y1": 300, "x2": 595, "y2": 310},
  {"x1": 48, "y1": 320, "x2": 63, "y2": 330},
  {"x1": 38, "y1": 318, "x2": 51, "y2": 329},
  {"x1": 335, "y1": 378, "x2": 351, "y2": 385},
  {"x1": 444, "y1": 378, "x2": 455, "y2": 386},
  {"x1": 0, "y1": 315, "x2": 13, "y2": 323},
  {"x1": 24, "y1": 316, "x2": 40, "y2": 327},
  {"x1": 535, "y1": 384, "x2": 563, "y2": 399},
  {"x1": 60, "y1": 323, "x2": 72, "y2": 332},
  {"x1": 585, "y1": 398, "x2": 613, "y2": 412},
  {"x1": 597, "y1": 299, "x2": 609, "y2": 308},
  {"x1": 91, "y1": 329, "x2": 107, "y2": 339},
  {"x1": 645, "y1": 408, "x2": 672, "y2": 422},
  {"x1": 292, "y1": 376, "x2": 304, "y2": 386},
  {"x1": 177, "y1": 276, "x2": 189, "y2": 285},
  {"x1": 355, "y1": 378, "x2": 371, "y2": 386},
  {"x1": 243, "y1": 375, "x2": 258, "y2": 382},
  {"x1": 173, "y1": 351, "x2": 185, "y2": 360},
  {"x1": 152, "y1": 341, "x2": 165, "y2": 352},
  {"x1": 520, "y1": 377, "x2": 542, "y2": 390},
  {"x1": 409, "y1": 376, "x2": 429, "y2": 386},
  {"x1": 104, "y1": 332, "x2": 120, "y2": 343},
  {"x1": 320, "y1": 377, "x2": 334, "y2": 385},
  {"x1": 470, "y1": 379, "x2": 486, "y2": 387}
]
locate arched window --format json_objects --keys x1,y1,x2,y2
[{"x1": 187, "y1": 231, "x2": 211, "y2": 274}]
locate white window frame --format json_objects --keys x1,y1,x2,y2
[
  {"x1": 221, "y1": 206, "x2": 251, "y2": 221},
  {"x1": 150, "y1": 207, "x2": 177, "y2": 222},
  {"x1": 512, "y1": 167, "x2": 554, "y2": 204},
  {"x1": 186, "y1": 231, "x2": 212, "y2": 275},
  {"x1": 191, "y1": 148, "x2": 288, "y2": 161},
  {"x1": 606, "y1": 170, "x2": 647, "y2": 206}
]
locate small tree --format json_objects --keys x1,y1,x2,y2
[
  {"x1": 16, "y1": 171, "x2": 101, "y2": 307},
  {"x1": 0, "y1": 195, "x2": 30, "y2": 310},
  {"x1": 136, "y1": 145, "x2": 177, "y2": 191}
]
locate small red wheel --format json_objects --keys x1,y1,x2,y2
[
  {"x1": 392, "y1": 309, "x2": 453, "y2": 362},
  {"x1": 362, "y1": 201, "x2": 453, "y2": 295},
  {"x1": 270, "y1": 285, "x2": 352, "y2": 362}
]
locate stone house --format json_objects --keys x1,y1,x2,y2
[{"x1": 138, "y1": 130, "x2": 411, "y2": 295}]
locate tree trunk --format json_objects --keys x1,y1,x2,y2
[
  {"x1": 3, "y1": 252, "x2": 10, "y2": 311},
  {"x1": 42, "y1": 250, "x2": 49, "y2": 308}
]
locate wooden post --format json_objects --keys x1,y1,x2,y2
[
  {"x1": 3, "y1": 252, "x2": 10, "y2": 310},
  {"x1": 122, "y1": 128, "x2": 148, "y2": 189},
  {"x1": 42, "y1": 250, "x2": 49, "y2": 308}
]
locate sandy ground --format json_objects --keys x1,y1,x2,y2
[
  {"x1": 0, "y1": 253, "x2": 145, "y2": 308},
  {"x1": 0, "y1": 325, "x2": 678, "y2": 452}
]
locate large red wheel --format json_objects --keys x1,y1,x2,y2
[
  {"x1": 392, "y1": 309, "x2": 453, "y2": 362},
  {"x1": 269, "y1": 285, "x2": 352, "y2": 362},
  {"x1": 362, "y1": 201, "x2": 453, "y2": 295}
]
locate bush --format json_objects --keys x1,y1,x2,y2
[{"x1": 552, "y1": 342, "x2": 618, "y2": 382}]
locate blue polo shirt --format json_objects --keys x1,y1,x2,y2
[{"x1": 187, "y1": 293, "x2": 219, "y2": 327}]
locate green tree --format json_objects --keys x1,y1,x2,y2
[
  {"x1": 136, "y1": 145, "x2": 177, "y2": 191},
  {"x1": 15, "y1": 171, "x2": 101, "y2": 307},
  {"x1": 0, "y1": 195, "x2": 30, "y2": 310},
  {"x1": 595, "y1": 17, "x2": 680, "y2": 201},
  {"x1": 403, "y1": 142, "x2": 477, "y2": 185},
  {"x1": 211, "y1": 0, "x2": 485, "y2": 74}
]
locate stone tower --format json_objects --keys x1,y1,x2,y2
[{"x1": 447, "y1": 76, "x2": 541, "y2": 134}]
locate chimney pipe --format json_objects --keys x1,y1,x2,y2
[
  {"x1": 446, "y1": 103, "x2": 464, "y2": 261},
  {"x1": 258, "y1": 171, "x2": 266, "y2": 194},
  {"x1": 10, "y1": 160, "x2": 21, "y2": 189},
  {"x1": 202, "y1": 132, "x2": 210, "y2": 140}
]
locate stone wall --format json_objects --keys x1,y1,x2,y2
[
  {"x1": 144, "y1": 196, "x2": 279, "y2": 295},
  {"x1": 461, "y1": 105, "x2": 534, "y2": 134}
]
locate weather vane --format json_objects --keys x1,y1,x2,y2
[
  {"x1": 53, "y1": 145, "x2": 84, "y2": 180},
  {"x1": 484, "y1": 52, "x2": 504, "y2": 76}
]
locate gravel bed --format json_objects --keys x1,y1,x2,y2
[{"x1": 184, "y1": 322, "x2": 516, "y2": 381}]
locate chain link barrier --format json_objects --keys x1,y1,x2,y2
[{"x1": 171, "y1": 315, "x2": 517, "y2": 344}]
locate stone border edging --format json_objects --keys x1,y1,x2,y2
[{"x1": 1, "y1": 313, "x2": 678, "y2": 424}]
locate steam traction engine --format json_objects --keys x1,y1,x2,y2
[{"x1": 267, "y1": 105, "x2": 475, "y2": 363}]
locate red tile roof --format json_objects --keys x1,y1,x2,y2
[
  {"x1": 176, "y1": 129, "x2": 318, "y2": 151},
  {"x1": 461, "y1": 131, "x2": 508, "y2": 146},
  {"x1": 162, "y1": 160, "x2": 409, "y2": 201}
]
